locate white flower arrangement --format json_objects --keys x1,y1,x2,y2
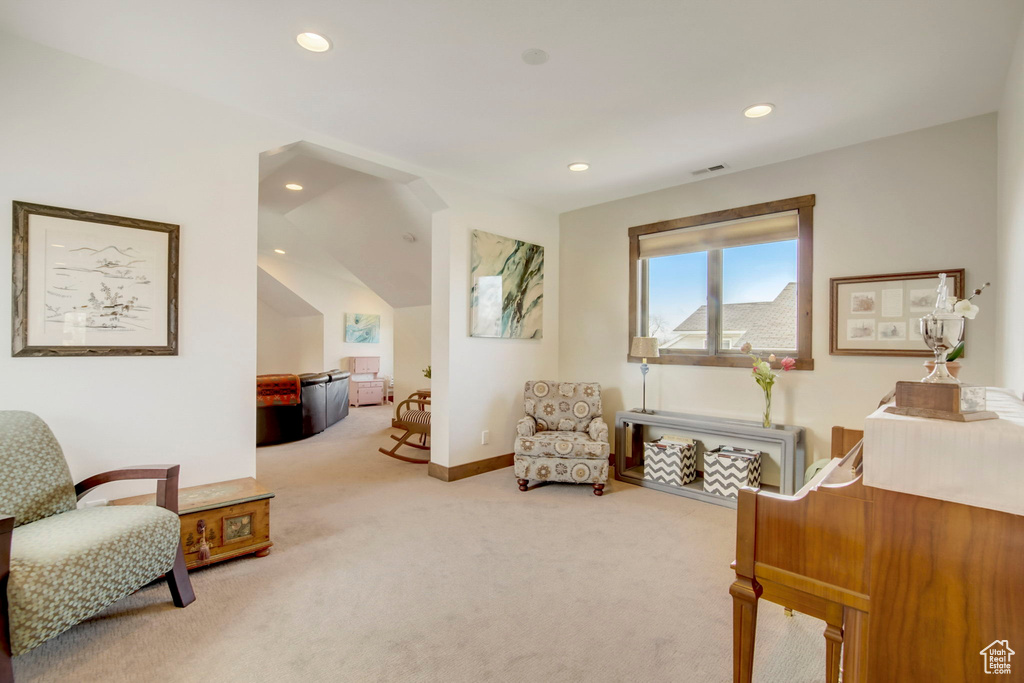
[
  {"x1": 950, "y1": 282, "x2": 988, "y2": 320},
  {"x1": 946, "y1": 282, "x2": 990, "y2": 361},
  {"x1": 953, "y1": 298, "x2": 980, "y2": 320}
]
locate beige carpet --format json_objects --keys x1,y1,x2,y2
[{"x1": 16, "y1": 405, "x2": 824, "y2": 682}]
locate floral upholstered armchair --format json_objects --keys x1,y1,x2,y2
[
  {"x1": 0, "y1": 411, "x2": 194, "y2": 678},
  {"x1": 514, "y1": 381, "x2": 610, "y2": 496}
]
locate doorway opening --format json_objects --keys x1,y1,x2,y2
[{"x1": 254, "y1": 141, "x2": 444, "y2": 461}]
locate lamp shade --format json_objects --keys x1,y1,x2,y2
[{"x1": 630, "y1": 337, "x2": 660, "y2": 359}]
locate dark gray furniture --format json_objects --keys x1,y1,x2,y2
[
  {"x1": 257, "y1": 370, "x2": 351, "y2": 446},
  {"x1": 325, "y1": 369, "x2": 351, "y2": 426},
  {"x1": 299, "y1": 372, "x2": 330, "y2": 436},
  {"x1": 614, "y1": 409, "x2": 805, "y2": 509}
]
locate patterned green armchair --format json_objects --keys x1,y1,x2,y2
[
  {"x1": 514, "y1": 381, "x2": 610, "y2": 496},
  {"x1": 0, "y1": 412, "x2": 194, "y2": 679}
]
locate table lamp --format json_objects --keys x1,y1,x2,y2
[{"x1": 630, "y1": 337, "x2": 660, "y2": 414}]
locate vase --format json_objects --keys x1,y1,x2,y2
[
  {"x1": 920, "y1": 312, "x2": 964, "y2": 383},
  {"x1": 762, "y1": 387, "x2": 772, "y2": 429},
  {"x1": 924, "y1": 359, "x2": 961, "y2": 379}
]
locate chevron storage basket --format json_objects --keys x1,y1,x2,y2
[
  {"x1": 643, "y1": 441, "x2": 697, "y2": 487},
  {"x1": 703, "y1": 447, "x2": 762, "y2": 499}
]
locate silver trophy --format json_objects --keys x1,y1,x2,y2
[{"x1": 920, "y1": 273, "x2": 964, "y2": 384}]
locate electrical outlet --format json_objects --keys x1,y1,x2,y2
[
  {"x1": 481, "y1": 430, "x2": 490, "y2": 445},
  {"x1": 83, "y1": 498, "x2": 107, "y2": 508}
]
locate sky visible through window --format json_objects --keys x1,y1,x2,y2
[{"x1": 648, "y1": 240, "x2": 797, "y2": 339}]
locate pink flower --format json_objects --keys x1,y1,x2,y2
[
  {"x1": 780, "y1": 357, "x2": 797, "y2": 372},
  {"x1": 740, "y1": 342, "x2": 752, "y2": 354}
]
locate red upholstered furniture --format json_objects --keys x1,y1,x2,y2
[{"x1": 257, "y1": 375, "x2": 301, "y2": 407}]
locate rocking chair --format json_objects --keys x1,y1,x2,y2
[{"x1": 379, "y1": 390, "x2": 431, "y2": 463}]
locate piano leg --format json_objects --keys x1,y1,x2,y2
[
  {"x1": 730, "y1": 577, "x2": 762, "y2": 683},
  {"x1": 841, "y1": 607, "x2": 869, "y2": 682},
  {"x1": 824, "y1": 603, "x2": 844, "y2": 683}
]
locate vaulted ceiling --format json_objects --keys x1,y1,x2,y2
[
  {"x1": 257, "y1": 266, "x2": 321, "y2": 318},
  {"x1": 257, "y1": 143, "x2": 434, "y2": 309},
  {"x1": 2, "y1": 1, "x2": 1022, "y2": 211}
]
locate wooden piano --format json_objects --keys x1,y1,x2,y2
[{"x1": 731, "y1": 427, "x2": 1024, "y2": 682}]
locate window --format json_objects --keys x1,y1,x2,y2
[{"x1": 628, "y1": 195, "x2": 814, "y2": 369}]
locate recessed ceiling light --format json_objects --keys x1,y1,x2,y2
[
  {"x1": 285, "y1": 183, "x2": 303, "y2": 191},
  {"x1": 521, "y1": 48, "x2": 549, "y2": 66},
  {"x1": 568, "y1": 162, "x2": 590, "y2": 172},
  {"x1": 274, "y1": 249, "x2": 286, "y2": 254},
  {"x1": 51, "y1": 244, "x2": 65, "y2": 248},
  {"x1": 743, "y1": 103, "x2": 775, "y2": 118},
  {"x1": 296, "y1": 32, "x2": 332, "y2": 52}
]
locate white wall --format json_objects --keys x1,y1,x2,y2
[
  {"x1": 997, "y1": 16, "x2": 1024, "y2": 393},
  {"x1": 560, "y1": 115, "x2": 998, "y2": 462},
  {"x1": 430, "y1": 179, "x2": 560, "y2": 468},
  {"x1": 0, "y1": 32, "x2": 558, "y2": 497},
  {"x1": 394, "y1": 305, "x2": 432, "y2": 405},
  {"x1": 256, "y1": 301, "x2": 324, "y2": 375},
  {"x1": 257, "y1": 254, "x2": 394, "y2": 377},
  {"x1": 0, "y1": 32, "x2": 296, "y2": 498}
]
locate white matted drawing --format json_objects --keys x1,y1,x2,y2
[
  {"x1": 850, "y1": 292, "x2": 876, "y2": 314},
  {"x1": 880, "y1": 289, "x2": 903, "y2": 318},
  {"x1": 909, "y1": 288, "x2": 936, "y2": 312},
  {"x1": 13, "y1": 202, "x2": 178, "y2": 356},
  {"x1": 878, "y1": 321, "x2": 907, "y2": 341},
  {"x1": 847, "y1": 318, "x2": 875, "y2": 341}
]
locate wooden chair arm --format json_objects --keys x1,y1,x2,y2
[
  {"x1": 75, "y1": 465, "x2": 181, "y2": 513},
  {"x1": 0, "y1": 515, "x2": 12, "y2": 566},
  {"x1": 0, "y1": 513, "x2": 11, "y2": 662}
]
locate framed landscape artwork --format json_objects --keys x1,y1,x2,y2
[
  {"x1": 345, "y1": 313, "x2": 381, "y2": 343},
  {"x1": 829, "y1": 268, "x2": 964, "y2": 356},
  {"x1": 470, "y1": 229, "x2": 544, "y2": 339},
  {"x1": 12, "y1": 201, "x2": 179, "y2": 357}
]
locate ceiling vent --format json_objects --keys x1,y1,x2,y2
[{"x1": 692, "y1": 163, "x2": 729, "y2": 176}]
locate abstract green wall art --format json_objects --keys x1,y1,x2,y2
[{"x1": 470, "y1": 230, "x2": 543, "y2": 339}]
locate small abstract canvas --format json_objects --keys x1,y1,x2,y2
[
  {"x1": 470, "y1": 230, "x2": 543, "y2": 339},
  {"x1": 345, "y1": 313, "x2": 381, "y2": 343}
]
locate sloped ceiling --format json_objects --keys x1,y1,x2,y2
[
  {"x1": 257, "y1": 266, "x2": 321, "y2": 317},
  {"x1": 258, "y1": 145, "x2": 434, "y2": 308}
]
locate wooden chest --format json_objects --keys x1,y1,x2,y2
[{"x1": 112, "y1": 477, "x2": 274, "y2": 570}]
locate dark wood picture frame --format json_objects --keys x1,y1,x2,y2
[
  {"x1": 12, "y1": 201, "x2": 180, "y2": 356},
  {"x1": 627, "y1": 194, "x2": 815, "y2": 370},
  {"x1": 828, "y1": 268, "x2": 965, "y2": 357}
]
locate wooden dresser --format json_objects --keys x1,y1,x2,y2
[
  {"x1": 113, "y1": 477, "x2": 274, "y2": 570},
  {"x1": 349, "y1": 356, "x2": 384, "y2": 406}
]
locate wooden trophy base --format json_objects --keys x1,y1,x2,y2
[{"x1": 884, "y1": 381, "x2": 998, "y2": 422}]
